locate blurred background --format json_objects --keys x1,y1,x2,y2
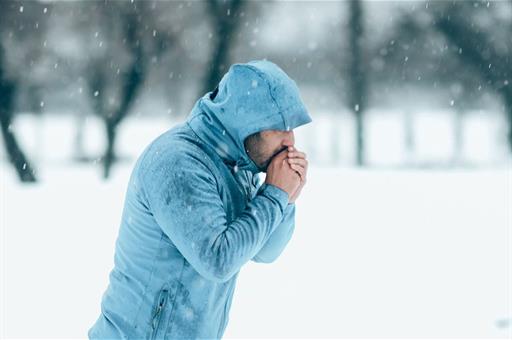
[{"x1": 1, "y1": 0, "x2": 511, "y2": 338}]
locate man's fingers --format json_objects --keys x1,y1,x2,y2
[
  {"x1": 287, "y1": 150, "x2": 307, "y2": 159},
  {"x1": 287, "y1": 158, "x2": 308, "y2": 167},
  {"x1": 290, "y1": 163, "x2": 306, "y2": 182},
  {"x1": 275, "y1": 148, "x2": 289, "y2": 160},
  {"x1": 287, "y1": 157, "x2": 308, "y2": 179}
]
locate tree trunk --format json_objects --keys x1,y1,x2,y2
[
  {"x1": 102, "y1": 119, "x2": 116, "y2": 179},
  {"x1": 100, "y1": 18, "x2": 146, "y2": 179},
  {"x1": 204, "y1": 26, "x2": 231, "y2": 95},
  {"x1": 503, "y1": 92, "x2": 512, "y2": 151},
  {"x1": 0, "y1": 79, "x2": 37, "y2": 182},
  {"x1": 348, "y1": 0, "x2": 366, "y2": 166},
  {"x1": 88, "y1": 10, "x2": 146, "y2": 179}
]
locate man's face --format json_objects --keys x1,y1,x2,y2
[{"x1": 244, "y1": 129, "x2": 295, "y2": 172}]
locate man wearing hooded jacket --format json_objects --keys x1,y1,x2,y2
[{"x1": 88, "y1": 59, "x2": 313, "y2": 339}]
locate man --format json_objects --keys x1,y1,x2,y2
[{"x1": 88, "y1": 59, "x2": 312, "y2": 339}]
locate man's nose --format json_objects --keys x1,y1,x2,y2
[{"x1": 283, "y1": 130, "x2": 295, "y2": 146}]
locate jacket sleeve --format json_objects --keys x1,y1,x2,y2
[
  {"x1": 251, "y1": 189, "x2": 296, "y2": 263},
  {"x1": 139, "y1": 150, "x2": 289, "y2": 283}
]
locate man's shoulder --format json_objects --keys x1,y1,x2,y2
[{"x1": 135, "y1": 122, "x2": 218, "y2": 177}]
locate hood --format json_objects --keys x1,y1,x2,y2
[{"x1": 186, "y1": 59, "x2": 313, "y2": 174}]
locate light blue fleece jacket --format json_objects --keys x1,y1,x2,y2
[{"x1": 88, "y1": 59, "x2": 312, "y2": 339}]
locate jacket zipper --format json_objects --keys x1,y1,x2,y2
[{"x1": 150, "y1": 289, "x2": 169, "y2": 340}]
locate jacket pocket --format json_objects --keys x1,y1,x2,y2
[{"x1": 150, "y1": 288, "x2": 169, "y2": 340}]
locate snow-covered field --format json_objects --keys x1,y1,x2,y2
[{"x1": 1, "y1": 113, "x2": 511, "y2": 338}]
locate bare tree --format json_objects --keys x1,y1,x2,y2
[
  {"x1": 0, "y1": 46, "x2": 36, "y2": 182},
  {"x1": 82, "y1": 1, "x2": 169, "y2": 178},
  {"x1": 433, "y1": 1, "x2": 512, "y2": 152},
  {"x1": 202, "y1": 0, "x2": 246, "y2": 95},
  {"x1": 0, "y1": 1, "x2": 46, "y2": 183},
  {"x1": 370, "y1": 1, "x2": 507, "y2": 164},
  {"x1": 91, "y1": 10, "x2": 146, "y2": 179}
]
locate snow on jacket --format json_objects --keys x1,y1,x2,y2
[{"x1": 88, "y1": 59, "x2": 312, "y2": 339}]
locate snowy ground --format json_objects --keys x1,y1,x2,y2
[{"x1": 1, "y1": 114, "x2": 511, "y2": 338}]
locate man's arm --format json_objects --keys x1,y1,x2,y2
[
  {"x1": 251, "y1": 204, "x2": 295, "y2": 263},
  {"x1": 250, "y1": 144, "x2": 308, "y2": 263},
  {"x1": 251, "y1": 184, "x2": 296, "y2": 263},
  {"x1": 139, "y1": 149, "x2": 289, "y2": 283}
]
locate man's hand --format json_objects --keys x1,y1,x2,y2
[
  {"x1": 265, "y1": 148, "x2": 301, "y2": 200},
  {"x1": 286, "y1": 146, "x2": 308, "y2": 204}
]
